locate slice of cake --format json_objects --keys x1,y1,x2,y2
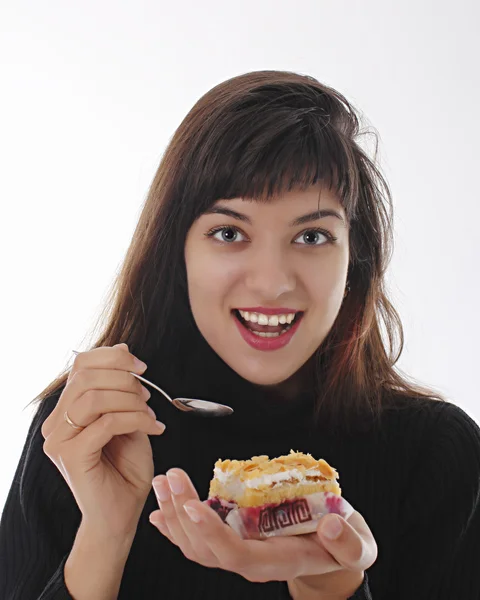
[
  {"x1": 206, "y1": 450, "x2": 353, "y2": 539},
  {"x1": 209, "y1": 450, "x2": 341, "y2": 507}
]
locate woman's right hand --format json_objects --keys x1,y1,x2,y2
[{"x1": 41, "y1": 343, "x2": 166, "y2": 539}]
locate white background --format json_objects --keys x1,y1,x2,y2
[{"x1": 1, "y1": 0, "x2": 479, "y2": 512}]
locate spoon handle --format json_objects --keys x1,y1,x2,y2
[
  {"x1": 129, "y1": 372, "x2": 174, "y2": 405},
  {"x1": 71, "y1": 350, "x2": 174, "y2": 405}
]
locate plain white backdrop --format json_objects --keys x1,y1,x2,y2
[{"x1": 1, "y1": 0, "x2": 479, "y2": 512}]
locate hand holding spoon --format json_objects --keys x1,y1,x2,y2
[{"x1": 71, "y1": 350, "x2": 233, "y2": 417}]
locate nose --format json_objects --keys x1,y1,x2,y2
[{"x1": 244, "y1": 246, "x2": 296, "y2": 301}]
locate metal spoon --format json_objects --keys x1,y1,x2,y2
[{"x1": 71, "y1": 350, "x2": 234, "y2": 417}]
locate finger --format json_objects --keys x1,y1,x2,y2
[
  {"x1": 317, "y1": 510, "x2": 378, "y2": 572},
  {"x1": 70, "y1": 345, "x2": 148, "y2": 380},
  {"x1": 165, "y1": 469, "x2": 219, "y2": 566},
  {"x1": 149, "y1": 509, "x2": 175, "y2": 543},
  {"x1": 44, "y1": 411, "x2": 165, "y2": 474},
  {"x1": 42, "y1": 345, "x2": 147, "y2": 438},
  {"x1": 180, "y1": 498, "x2": 254, "y2": 575},
  {"x1": 43, "y1": 410, "x2": 165, "y2": 481},
  {"x1": 68, "y1": 368, "x2": 147, "y2": 401},
  {"x1": 152, "y1": 475, "x2": 195, "y2": 555},
  {"x1": 43, "y1": 365, "x2": 150, "y2": 440},
  {"x1": 66, "y1": 387, "x2": 152, "y2": 429}
]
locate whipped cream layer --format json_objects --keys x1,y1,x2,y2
[{"x1": 213, "y1": 466, "x2": 329, "y2": 491}]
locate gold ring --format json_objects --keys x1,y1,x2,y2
[{"x1": 64, "y1": 410, "x2": 85, "y2": 431}]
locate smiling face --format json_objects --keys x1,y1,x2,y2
[{"x1": 184, "y1": 183, "x2": 350, "y2": 387}]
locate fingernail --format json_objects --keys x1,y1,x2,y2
[
  {"x1": 147, "y1": 406, "x2": 156, "y2": 418},
  {"x1": 153, "y1": 479, "x2": 170, "y2": 502},
  {"x1": 321, "y1": 515, "x2": 343, "y2": 540},
  {"x1": 184, "y1": 504, "x2": 202, "y2": 523},
  {"x1": 167, "y1": 471, "x2": 183, "y2": 495},
  {"x1": 142, "y1": 386, "x2": 152, "y2": 400},
  {"x1": 134, "y1": 358, "x2": 148, "y2": 372}
]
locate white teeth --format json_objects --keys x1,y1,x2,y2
[
  {"x1": 257, "y1": 314, "x2": 269, "y2": 326},
  {"x1": 250, "y1": 326, "x2": 292, "y2": 338},
  {"x1": 238, "y1": 310, "x2": 298, "y2": 325}
]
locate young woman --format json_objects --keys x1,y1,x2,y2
[{"x1": 1, "y1": 70, "x2": 479, "y2": 600}]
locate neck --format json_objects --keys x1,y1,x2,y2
[{"x1": 258, "y1": 356, "x2": 316, "y2": 402}]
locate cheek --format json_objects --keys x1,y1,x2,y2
[
  {"x1": 304, "y1": 261, "x2": 345, "y2": 298},
  {"x1": 186, "y1": 253, "x2": 240, "y2": 314},
  {"x1": 302, "y1": 263, "x2": 347, "y2": 321},
  {"x1": 316, "y1": 278, "x2": 344, "y2": 306}
]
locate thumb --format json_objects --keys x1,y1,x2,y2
[{"x1": 317, "y1": 511, "x2": 377, "y2": 572}]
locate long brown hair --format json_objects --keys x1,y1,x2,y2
[{"x1": 30, "y1": 70, "x2": 445, "y2": 430}]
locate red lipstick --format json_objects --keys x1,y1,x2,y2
[{"x1": 232, "y1": 311, "x2": 304, "y2": 352}]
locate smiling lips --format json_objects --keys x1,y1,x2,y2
[{"x1": 232, "y1": 308, "x2": 304, "y2": 352}]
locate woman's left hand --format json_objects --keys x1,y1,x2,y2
[{"x1": 150, "y1": 469, "x2": 378, "y2": 594}]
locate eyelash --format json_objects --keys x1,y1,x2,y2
[{"x1": 204, "y1": 225, "x2": 338, "y2": 246}]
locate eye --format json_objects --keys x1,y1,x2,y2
[
  {"x1": 294, "y1": 228, "x2": 337, "y2": 246},
  {"x1": 205, "y1": 226, "x2": 247, "y2": 243}
]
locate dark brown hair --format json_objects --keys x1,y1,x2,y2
[{"x1": 30, "y1": 70, "x2": 445, "y2": 430}]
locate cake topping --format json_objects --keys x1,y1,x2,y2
[{"x1": 213, "y1": 450, "x2": 338, "y2": 481}]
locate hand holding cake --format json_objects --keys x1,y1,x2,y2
[{"x1": 150, "y1": 452, "x2": 377, "y2": 593}]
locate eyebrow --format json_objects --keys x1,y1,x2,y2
[{"x1": 204, "y1": 205, "x2": 346, "y2": 226}]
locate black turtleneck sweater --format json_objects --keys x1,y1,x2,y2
[{"x1": 1, "y1": 370, "x2": 480, "y2": 599}]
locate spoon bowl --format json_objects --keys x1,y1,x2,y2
[{"x1": 71, "y1": 350, "x2": 234, "y2": 417}]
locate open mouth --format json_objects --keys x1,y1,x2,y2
[{"x1": 232, "y1": 309, "x2": 304, "y2": 338}]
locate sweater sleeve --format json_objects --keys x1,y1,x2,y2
[
  {"x1": 390, "y1": 401, "x2": 480, "y2": 599},
  {"x1": 347, "y1": 572, "x2": 372, "y2": 599},
  {"x1": 0, "y1": 392, "x2": 81, "y2": 600},
  {"x1": 277, "y1": 570, "x2": 372, "y2": 599}
]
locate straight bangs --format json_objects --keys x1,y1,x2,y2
[{"x1": 180, "y1": 90, "x2": 361, "y2": 223}]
